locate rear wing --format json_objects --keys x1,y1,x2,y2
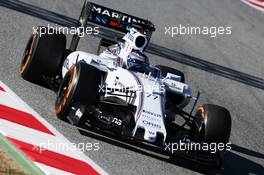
[
  {"x1": 87, "y1": 2, "x2": 155, "y2": 36},
  {"x1": 69, "y1": 1, "x2": 155, "y2": 51}
]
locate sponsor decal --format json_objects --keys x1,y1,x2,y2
[
  {"x1": 148, "y1": 130, "x2": 155, "y2": 135},
  {"x1": 126, "y1": 33, "x2": 134, "y2": 42},
  {"x1": 141, "y1": 114, "x2": 159, "y2": 122},
  {"x1": 142, "y1": 109, "x2": 161, "y2": 118},
  {"x1": 92, "y1": 5, "x2": 145, "y2": 25},
  {"x1": 142, "y1": 120, "x2": 161, "y2": 129}
]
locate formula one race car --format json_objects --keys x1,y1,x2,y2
[{"x1": 19, "y1": 1, "x2": 231, "y2": 168}]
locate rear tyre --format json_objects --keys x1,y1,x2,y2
[
  {"x1": 192, "y1": 104, "x2": 231, "y2": 143},
  {"x1": 191, "y1": 104, "x2": 232, "y2": 167},
  {"x1": 19, "y1": 27, "x2": 66, "y2": 87},
  {"x1": 55, "y1": 63, "x2": 102, "y2": 120}
]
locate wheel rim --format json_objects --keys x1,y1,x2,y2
[
  {"x1": 55, "y1": 66, "x2": 76, "y2": 114},
  {"x1": 19, "y1": 33, "x2": 37, "y2": 75}
]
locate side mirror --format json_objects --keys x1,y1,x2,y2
[{"x1": 165, "y1": 73, "x2": 181, "y2": 81}]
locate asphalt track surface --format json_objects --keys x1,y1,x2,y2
[{"x1": 0, "y1": 0, "x2": 264, "y2": 174}]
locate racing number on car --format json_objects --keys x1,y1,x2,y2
[{"x1": 112, "y1": 118, "x2": 122, "y2": 126}]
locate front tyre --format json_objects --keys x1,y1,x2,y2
[
  {"x1": 55, "y1": 63, "x2": 102, "y2": 120},
  {"x1": 19, "y1": 27, "x2": 66, "y2": 87}
]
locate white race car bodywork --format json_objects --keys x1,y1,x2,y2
[{"x1": 62, "y1": 51, "x2": 192, "y2": 143}]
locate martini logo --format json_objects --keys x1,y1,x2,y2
[{"x1": 92, "y1": 4, "x2": 145, "y2": 25}]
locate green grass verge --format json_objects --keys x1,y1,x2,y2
[{"x1": 0, "y1": 133, "x2": 44, "y2": 175}]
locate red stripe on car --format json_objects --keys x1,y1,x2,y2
[
  {"x1": 7, "y1": 137, "x2": 100, "y2": 175},
  {"x1": 0, "y1": 104, "x2": 54, "y2": 135}
]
